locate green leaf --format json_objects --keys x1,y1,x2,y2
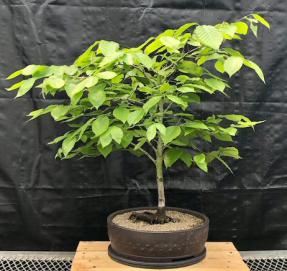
[
  {"x1": 194, "y1": 153, "x2": 208, "y2": 172},
  {"x1": 97, "y1": 71, "x2": 117, "y2": 79},
  {"x1": 185, "y1": 120, "x2": 208, "y2": 130},
  {"x1": 224, "y1": 56, "x2": 243, "y2": 77},
  {"x1": 7, "y1": 69, "x2": 23, "y2": 80},
  {"x1": 144, "y1": 39, "x2": 163, "y2": 55},
  {"x1": 62, "y1": 136, "x2": 77, "y2": 157},
  {"x1": 16, "y1": 78, "x2": 36, "y2": 97},
  {"x1": 161, "y1": 126, "x2": 181, "y2": 145},
  {"x1": 193, "y1": 25, "x2": 223, "y2": 50},
  {"x1": 88, "y1": 84, "x2": 106, "y2": 108},
  {"x1": 97, "y1": 144, "x2": 112, "y2": 158},
  {"x1": 159, "y1": 36, "x2": 180, "y2": 50},
  {"x1": 6, "y1": 81, "x2": 23, "y2": 91},
  {"x1": 121, "y1": 132, "x2": 133, "y2": 148},
  {"x1": 167, "y1": 95, "x2": 188, "y2": 110},
  {"x1": 146, "y1": 124, "x2": 157, "y2": 142},
  {"x1": 243, "y1": 59, "x2": 265, "y2": 83},
  {"x1": 99, "y1": 129, "x2": 112, "y2": 147},
  {"x1": 220, "y1": 147, "x2": 240, "y2": 159},
  {"x1": 135, "y1": 52, "x2": 154, "y2": 69},
  {"x1": 98, "y1": 40, "x2": 119, "y2": 56},
  {"x1": 250, "y1": 23, "x2": 258, "y2": 37},
  {"x1": 180, "y1": 151, "x2": 193, "y2": 167},
  {"x1": 234, "y1": 22, "x2": 248, "y2": 35},
  {"x1": 175, "y1": 23, "x2": 197, "y2": 36},
  {"x1": 252, "y1": 14, "x2": 270, "y2": 29},
  {"x1": 178, "y1": 61, "x2": 203, "y2": 76},
  {"x1": 155, "y1": 123, "x2": 166, "y2": 135},
  {"x1": 178, "y1": 86, "x2": 195, "y2": 93},
  {"x1": 164, "y1": 149, "x2": 182, "y2": 168},
  {"x1": 113, "y1": 106, "x2": 129, "y2": 123},
  {"x1": 143, "y1": 96, "x2": 161, "y2": 113},
  {"x1": 85, "y1": 77, "x2": 99, "y2": 88},
  {"x1": 215, "y1": 60, "x2": 225, "y2": 73},
  {"x1": 51, "y1": 105, "x2": 70, "y2": 121},
  {"x1": 22, "y1": 65, "x2": 38, "y2": 76},
  {"x1": 127, "y1": 109, "x2": 145, "y2": 125},
  {"x1": 46, "y1": 77, "x2": 65, "y2": 89},
  {"x1": 204, "y1": 78, "x2": 226, "y2": 92},
  {"x1": 110, "y1": 126, "x2": 123, "y2": 144},
  {"x1": 92, "y1": 116, "x2": 109, "y2": 137}
]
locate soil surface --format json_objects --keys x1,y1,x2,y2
[{"x1": 112, "y1": 210, "x2": 203, "y2": 232}]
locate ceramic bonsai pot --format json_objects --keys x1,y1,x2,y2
[{"x1": 107, "y1": 207, "x2": 209, "y2": 269}]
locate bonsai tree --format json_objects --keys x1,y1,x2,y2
[{"x1": 6, "y1": 14, "x2": 269, "y2": 224}]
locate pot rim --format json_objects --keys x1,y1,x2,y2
[{"x1": 107, "y1": 206, "x2": 209, "y2": 234}]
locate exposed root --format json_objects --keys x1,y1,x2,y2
[{"x1": 129, "y1": 210, "x2": 179, "y2": 225}]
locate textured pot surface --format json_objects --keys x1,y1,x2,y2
[{"x1": 107, "y1": 207, "x2": 209, "y2": 266}]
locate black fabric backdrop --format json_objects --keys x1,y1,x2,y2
[{"x1": 0, "y1": 0, "x2": 286, "y2": 251}]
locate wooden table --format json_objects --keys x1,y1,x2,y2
[{"x1": 71, "y1": 241, "x2": 249, "y2": 271}]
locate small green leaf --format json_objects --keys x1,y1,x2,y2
[
  {"x1": 234, "y1": 22, "x2": 248, "y2": 35},
  {"x1": 252, "y1": 14, "x2": 270, "y2": 29},
  {"x1": 88, "y1": 84, "x2": 106, "y2": 109},
  {"x1": 7, "y1": 69, "x2": 23, "y2": 80},
  {"x1": 46, "y1": 77, "x2": 65, "y2": 89},
  {"x1": 146, "y1": 124, "x2": 157, "y2": 142},
  {"x1": 155, "y1": 123, "x2": 166, "y2": 135},
  {"x1": 92, "y1": 116, "x2": 109, "y2": 137},
  {"x1": 243, "y1": 59, "x2": 265, "y2": 83},
  {"x1": 160, "y1": 36, "x2": 180, "y2": 50},
  {"x1": 167, "y1": 95, "x2": 188, "y2": 109},
  {"x1": 113, "y1": 106, "x2": 129, "y2": 123},
  {"x1": 135, "y1": 52, "x2": 154, "y2": 69},
  {"x1": 97, "y1": 71, "x2": 117, "y2": 79},
  {"x1": 194, "y1": 153, "x2": 208, "y2": 172},
  {"x1": 143, "y1": 96, "x2": 161, "y2": 113},
  {"x1": 180, "y1": 151, "x2": 193, "y2": 167},
  {"x1": 215, "y1": 61, "x2": 225, "y2": 73},
  {"x1": 16, "y1": 78, "x2": 36, "y2": 97},
  {"x1": 178, "y1": 61, "x2": 203, "y2": 76},
  {"x1": 62, "y1": 136, "x2": 76, "y2": 157},
  {"x1": 224, "y1": 56, "x2": 243, "y2": 77},
  {"x1": 185, "y1": 120, "x2": 209, "y2": 130},
  {"x1": 178, "y1": 86, "x2": 195, "y2": 93},
  {"x1": 175, "y1": 23, "x2": 197, "y2": 36},
  {"x1": 127, "y1": 109, "x2": 145, "y2": 125},
  {"x1": 161, "y1": 126, "x2": 181, "y2": 145},
  {"x1": 193, "y1": 25, "x2": 223, "y2": 50},
  {"x1": 98, "y1": 40, "x2": 120, "y2": 56},
  {"x1": 51, "y1": 105, "x2": 70, "y2": 121},
  {"x1": 85, "y1": 77, "x2": 98, "y2": 88},
  {"x1": 220, "y1": 147, "x2": 240, "y2": 159},
  {"x1": 6, "y1": 81, "x2": 23, "y2": 91},
  {"x1": 164, "y1": 149, "x2": 182, "y2": 168},
  {"x1": 99, "y1": 129, "x2": 112, "y2": 147},
  {"x1": 110, "y1": 126, "x2": 123, "y2": 144},
  {"x1": 97, "y1": 144, "x2": 112, "y2": 158},
  {"x1": 204, "y1": 78, "x2": 226, "y2": 92},
  {"x1": 250, "y1": 23, "x2": 258, "y2": 37},
  {"x1": 22, "y1": 65, "x2": 38, "y2": 76}
]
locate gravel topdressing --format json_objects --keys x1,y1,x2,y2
[{"x1": 112, "y1": 210, "x2": 204, "y2": 232}]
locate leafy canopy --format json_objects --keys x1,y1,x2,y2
[{"x1": 7, "y1": 14, "x2": 269, "y2": 173}]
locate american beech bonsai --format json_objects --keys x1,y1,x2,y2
[{"x1": 7, "y1": 14, "x2": 269, "y2": 224}]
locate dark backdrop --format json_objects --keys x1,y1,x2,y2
[{"x1": 0, "y1": 0, "x2": 285, "y2": 251}]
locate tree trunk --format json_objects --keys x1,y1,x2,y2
[{"x1": 156, "y1": 136, "x2": 166, "y2": 210}]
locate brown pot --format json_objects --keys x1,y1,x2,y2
[{"x1": 107, "y1": 207, "x2": 209, "y2": 269}]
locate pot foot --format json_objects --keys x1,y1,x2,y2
[{"x1": 108, "y1": 245, "x2": 206, "y2": 269}]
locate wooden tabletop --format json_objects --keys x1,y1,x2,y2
[{"x1": 71, "y1": 241, "x2": 249, "y2": 271}]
